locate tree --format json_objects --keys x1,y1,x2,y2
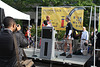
[{"x1": 2, "y1": 0, "x2": 38, "y2": 11}]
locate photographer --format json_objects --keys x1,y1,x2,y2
[
  {"x1": 15, "y1": 24, "x2": 29, "y2": 61},
  {"x1": 0, "y1": 17, "x2": 17, "y2": 67},
  {"x1": 0, "y1": 17, "x2": 29, "y2": 67}
]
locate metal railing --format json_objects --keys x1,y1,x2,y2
[{"x1": 93, "y1": 6, "x2": 100, "y2": 67}]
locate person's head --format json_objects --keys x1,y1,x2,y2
[
  {"x1": 3, "y1": 17, "x2": 16, "y2": 32},
  {"x1": 16, "y1": 24, "x2": 21, "y2": 31},
  {"x1": 46, "y1": 16, "x2": 50, "y2": 21},
  {"x1": 91, "y1": 32, "x2": 93, "y2": 36},
  {"x1": 66, "y1": 16, "x2": 70, "y2": 22},
  {"x1": 83, "y1": 27, "x2": 86, "y2": 31},
  {"x1": 29, "y1": 25, "x2": 32, "y2": 30}
]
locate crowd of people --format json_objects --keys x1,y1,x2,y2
[
  {"x1": 42, "y1": 15, "x2": 94, "y2": 58},
  {"x1": 58, "y1": 16, "x2": 100, "y2": 60},
  {"x1": 58, "y1": 16, "x2": 89, "y2": 58}
]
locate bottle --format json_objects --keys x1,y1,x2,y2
[{"x1": 61, "y1": 16, "x2": 65, "y2": 28}]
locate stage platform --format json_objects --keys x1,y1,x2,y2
[{"x1": 24, "y1": 48, "x2": 91, "y2": 66}]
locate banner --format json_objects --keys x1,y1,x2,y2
[
  {"x1": 98, "y1": 8, "x2": 100, "y2": 32},
  {"x1": 41, "y1": 7, "x2": 84, "y2": 30}
]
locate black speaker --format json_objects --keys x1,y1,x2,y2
[
  {"x1": 0, "y1": 8, "x2": 5, "y2": 26},
  {"x1": 42, "y1": 28, "x2": 52, "y2": 39}
]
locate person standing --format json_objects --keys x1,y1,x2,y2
[
  {"x1": 0, "y1": 17, "x2": 17, "y2": 67},
  {"x1": 25, "y1": 25, "x2": 33, "y2": 47},
  {"x1": 73, "y1": 30, "x2": 80, "y2": 53},
  {"x1": 42, "y1": 16, "x2": 52, "y2": 27},
  {"x1": 81, "y1": 27, "x2": 89, "y2": 55},
  {"x1": 15, "y1": 24, "x2": 29, "y2": 61},
  {"x1": 25, "y1": 25, "x2": 32, "y2": 39},
  {"x1": 0, "y1": 17, "x2": 29, "y2": 67},
  {"x1": 60, "y1": 16, "x2": 73, "y2": 58}
]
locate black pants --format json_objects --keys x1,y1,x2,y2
[{"x1": 0, "y1": 57, "x2": 16, "y2": 67}]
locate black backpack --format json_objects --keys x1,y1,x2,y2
[{"x1": 73, "y1": 49, "x2": 83, "y2": 55}]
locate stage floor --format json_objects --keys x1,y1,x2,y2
[{"x1": 24, "y1": 48, "x2": 91, "y2": 66}]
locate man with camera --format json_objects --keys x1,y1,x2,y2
[
  {"x1": 15, "y1": 24, "x2": 29, "y2": 61},
  {"x1": 0, "y1": 17, "x2": 29, "y2": 67}
]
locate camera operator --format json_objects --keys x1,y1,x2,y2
[
  {"x1": 0, "y1": 17, "x2": 29, "y2": 67},
  {"x1": 15, "y1": 24, "x2": 29, "y2": 61},
  {"x1": 0, "y1": 17, "x2": 17, "y2": 67}
]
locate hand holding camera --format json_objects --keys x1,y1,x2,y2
[{"x1": 16, "y1": 24, "x2": 21, "y2": 31}]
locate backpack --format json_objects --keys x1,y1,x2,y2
[{"x1": 73, "y1": 49, "x2": 83, "y2": 55}]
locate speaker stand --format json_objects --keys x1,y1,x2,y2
[{"x1": 32, "y1": 43, "x2": 37, "y2": 57}]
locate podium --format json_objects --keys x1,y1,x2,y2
[{"x1": 40, "y1": 27, "x2": 55, "y2": 60}]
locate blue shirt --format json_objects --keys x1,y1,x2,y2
[{"x1": 81, "y1": 30, "x2": 89, "y2": 40}]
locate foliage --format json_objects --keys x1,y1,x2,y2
[
  {"x1": 94, "y1": 0, "x2": 100, "y2": 6},
  {"x1": 55, "y1": 30, "x2": 66, "y2": 40},
  {"x1": 31, "y1": 25, "x2": 41, "y2": 37},
  {"x1": 2, "y1": 0, "x2": 36, "y2": 11},
  {"x1": 31, "y1": 24, "x2": 36, "y2": 36},
  {"x1": 37, "y1": 27, "x2": 41, "y2": 37},
  {"x1": 15, "y1": 20, "x2": 23, "y2": 26}
]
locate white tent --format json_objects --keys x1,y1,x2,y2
[{"x1": 0, "y1": 0, "x2": 30, "y2": 20}]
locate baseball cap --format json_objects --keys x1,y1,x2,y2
[
  {"x1": 66, "y1": 15, "x2": 71, "y2": 21},
  {"x1": 29, "y1": 25, "x2": 32, "y2": 28}
]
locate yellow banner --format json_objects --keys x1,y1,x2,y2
[{"x1": 41, "y1": 7, "x2": 84, "y2": 30}]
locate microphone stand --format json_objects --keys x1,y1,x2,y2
[{"x1": 32, "y1": 36, "x2": 37, "y2": 57}]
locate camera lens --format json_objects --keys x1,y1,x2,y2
[{"x1": 17, "y1": 24, "x2": 19, "y2": 27}]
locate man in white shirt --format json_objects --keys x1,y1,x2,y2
[{"x1": 81, "y1": 27, "x2": 89, "y2": 54}]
